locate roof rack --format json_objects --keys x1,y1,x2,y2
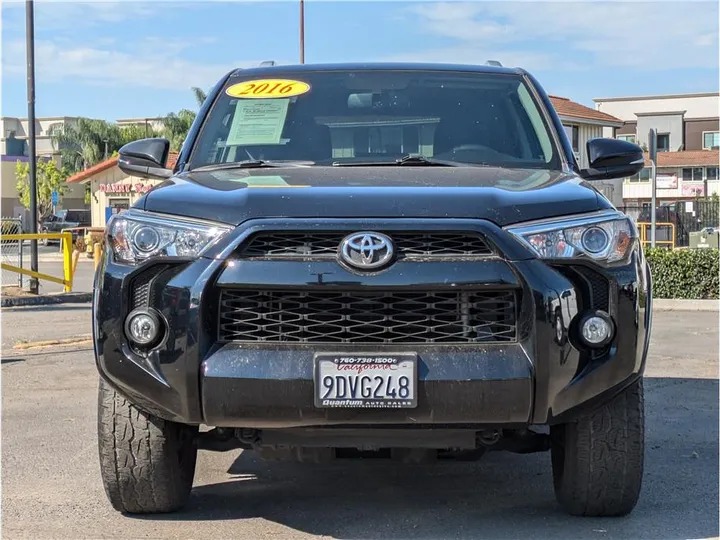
[
  {"x1": 259, "y1": 61, "x2": 276, "y2": 67},
  {"x1": 485, "y1": 60, "x2": 503, "y2": 67}
]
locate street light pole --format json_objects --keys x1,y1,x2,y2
[
  {"x1": 26, "y1": 0, "x2": 39, "y2": 294},
  {"x1": 649, "y1": 129, "x2": 657, "y2": 248},
  {"x1": 299, "y1": 0, "x2": 305, "y2": 64}
]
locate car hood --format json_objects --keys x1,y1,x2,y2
[{"x1": 140, "y1": 166, "x2": 608, "y2": 227}]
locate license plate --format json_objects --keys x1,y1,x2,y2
[{"x1": 313, "y1": 353, "x2": 418, "y2": 409}]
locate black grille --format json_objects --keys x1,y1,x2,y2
[
  {"x1": 575, "y1": 267, "x2": 609, "y2": 311},
  {"x1": 128, "y1": 264, "x2": 170, "y2": 310},
  {"x1": 239, "y1": 232, "x2": 492, "y2": 259},
  {"x1": 555, "y1": 265, "x2": 609, "y2": 312},
  {"x1": 218, "y1": 289, "x2": 517, "y2": 344}
]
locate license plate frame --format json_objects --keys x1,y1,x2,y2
[{"x1": 313, "y1": 352, "x2": 418, "y2": 409}]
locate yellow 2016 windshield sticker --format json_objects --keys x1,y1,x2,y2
[{"x1": 226, "y1": 79, "x2": 311, "y2": 99}]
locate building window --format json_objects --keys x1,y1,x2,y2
[
  {"x1": 617, "y1": 134, "x2": 636, "y2": 144},
  {"x1": 703, "y1": 131, "x2": 720, "y2": 150},
  {"x1": 707, "y1": 167, "x2": 719, "y2": 180},
  {"x1": 563, "y1": 124, "x2": 579, "y2": 152},
  {"x1": 682, "y1": 168, "x2": 704, "y2": 181},
  {"x1": 656, "y1": 133, "x2": 670, "y2": 152},
  {"x1": 629, "y1": 168, "x2": 651, "y2": 182}
]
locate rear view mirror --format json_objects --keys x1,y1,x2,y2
[
  {"x1": 580, "y1": 138, "x2": 645, "y2": 181},
  {"x1": 118, "y1": 138, "x2": 173, "y2": 180}
]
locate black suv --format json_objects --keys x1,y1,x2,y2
[{"x1": 94, "y1": 63, "x2": 652, "y2": 517}]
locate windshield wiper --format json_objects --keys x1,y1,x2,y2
[
  {"x1": 191, "y1": 160, "x2": 313, "y2": 172},
  {"x1": 333, "y1": 155, "x2": 480, "y2": 167}
]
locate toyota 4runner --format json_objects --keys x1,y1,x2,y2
[{"x1": 93, "y1": 62, "x2": 652, "y2": 517}]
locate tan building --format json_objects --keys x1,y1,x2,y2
[
  {"x1": 0, "y1": 116, "x2": 87, "y2": 221},
  {"x1": 593, "y1": 92, "x2": 720, "y2": 205},
  {"x1": 66, "y1": 152, "x2": 179, "y2": 227}
]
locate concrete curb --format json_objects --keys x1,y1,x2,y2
[
  {"x1": 653, "y1": 299, "x2": 718, "y2": 312},
  {"x1": 1, "y1": 292, "x2": 93, "y2": 308}
]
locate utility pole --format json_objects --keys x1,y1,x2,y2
[
  {"x1": 299, "y1": 0, "x2": 305, "y2": 64},
  {"x1": 26, "y1": 0, "x2": 39, "y2": 294},
  {"x1": 649, "y1": 128, "x2": 657, "y2": 248}
]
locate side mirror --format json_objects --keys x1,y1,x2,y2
[
  {"x1": 117, "y1": 138, "x2": 173, "y2": 180},
  {"x1": 580, "y1": 138, "x2": 645, "y2": 181}
]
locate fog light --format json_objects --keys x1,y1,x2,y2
[
  {"x1": 125, "y1": 309, "x2": 161, "y2": 346},
  {"x1": 578, "y1": 311, "x2": 614, "y2": 348}
]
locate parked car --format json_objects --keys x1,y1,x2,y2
[
  {"x1": 40, "y1": 209, "x2": 91, "y2": 245},
  {"x1": 93, "y1": 62, "x2": 652, "y2": 517}
]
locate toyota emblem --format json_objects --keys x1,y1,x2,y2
[{"x1": 339, "y1": 232, "x2": 394, "y2": 270}]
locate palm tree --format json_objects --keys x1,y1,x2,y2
[
  {"x1": 50, "y1": 118, "x2": 162, "y2": 174},
  {"x1": 191, "y1": 87, "x2": 207, "y2": 108},
  {"x1": 51, "y1": 119, "x2": 160, "y2": 173},
  {"x1": 160, "y1": 109, "x2": 197, "y2": 152},
  {"x1": 160, "y1": 87, "x2": 209, "y2": 152},
  {"x1": 51, "y1": 118, "x2": 118, "y2": 173}
]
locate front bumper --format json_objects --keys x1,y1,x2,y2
[{"x1": 93, "y1": 218, "x2": 652, "y2": 429}]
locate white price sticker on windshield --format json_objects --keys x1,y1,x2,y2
[{"x1": 226, "y1": 99, "x2": 289, "y2": 146}]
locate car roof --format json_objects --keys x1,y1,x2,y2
[{"x1": 229, "y1": 62, "x2": 525, "y2": 78}]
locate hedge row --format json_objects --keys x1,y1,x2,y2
[{"x1": 646, "y1": 248, "x2": 719, "y2": 300}]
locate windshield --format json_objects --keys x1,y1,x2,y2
[{"x1": 189, "y1": 69, "x2": 560, "y2": 170}]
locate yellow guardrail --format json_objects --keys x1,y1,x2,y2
[
  {"x1": 1, "y1": 232, "x2": 76, "y2": 292},
  {"x1": 636, "y1": 222, "x2": 676, "y2": 249}
]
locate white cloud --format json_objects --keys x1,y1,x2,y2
[
  {"x1": 403, "y1": 1, "x2": 719, "y2": 71},
  {"x1": 2, "y1": 38, "x2": 280, "y2": 95},
  {"x1": 1, "y1": 1, "x2": 188, "y2": 36}
]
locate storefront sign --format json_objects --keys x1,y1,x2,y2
[
  {"x1": 682, "y1": 184, "x2": 704, "y2": 197},
  {"x1": 98, "y1": 183, "x2": 154, "y2": 194},
  {"x1": 656, "y1": 173, "x2": 678, "y2": 189}
]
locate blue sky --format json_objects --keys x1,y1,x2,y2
[{"x1": 1, "y1": 0, "x2": 718, "y2": 121}]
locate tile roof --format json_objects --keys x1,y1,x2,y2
[
  {"x1": 645, "y1": 150, "x2": 719, "y2": 167},
  {"x1": 67, "y1": 152, "x2": 179, "y2": 183},
  {"x1": 549, "y1": 95, "x2": 623, "y2": 125}
]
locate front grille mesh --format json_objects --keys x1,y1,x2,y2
[
  {"x1": 129, "y1": 264, "x2": 170, "y2": 310},
  {"x1": 219, "y1": 289, "x2": 517, "y2": 344},
  {"x1": 240, "y1": 232, "x2": 492, "y2": 259},
  {"x1": 576, "y1": 267, "x2": 609, "y2": 311}
]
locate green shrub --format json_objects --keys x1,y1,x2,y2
[{"x1": 646, "y1": 248, "x2": 719, "y2": 299}]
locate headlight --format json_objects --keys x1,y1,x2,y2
[
  {"x1": 107, "y1": 211, "x2": 231, "y2": 264},
  {"x1": 505, "y1": 211, "x2": 635, "y2": 263}
]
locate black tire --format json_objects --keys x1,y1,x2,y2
[
  {"x1": 550, "y1": 378, "x2": 644, "y2": 517},
  {"x1": 97, "y1": 377, "x2": 198, "y2": 514}
]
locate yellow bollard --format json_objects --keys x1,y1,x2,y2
[
  {"x1": 93, "y1": 242, "x2": 102, "y2": 270},
  {"x1": 62, "y1": 231, "x2": 73, "y2": 292},
  {"x1": 71, "y1": 249, "x2": 81, "y2": 278}
]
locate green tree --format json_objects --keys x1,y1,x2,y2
[
  {"x1": 160, "y1": 109, "x2": 196, "y2": 152},
  {"x1": 15, "y1": 158, "x2": 70, "y2": 227},
  {"x1": 50, "y1": 118, "x2": 159, "y2": 174},
  {"x1": 119, "y1": 123, "x2": 159, "y2": 146},
  {"x1": 191, "y1": 86, "x2": 207, "y2": 107},
  {"x1": 160, "y1": 87, "x2": 208, "y2": 152}
]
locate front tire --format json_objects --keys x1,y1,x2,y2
[
  {"x1": 550, "y1": 378, "x2": 645, "y2": 517},
  {"x1": 97, "y1": 378, "x2": 198, "y2": 514}
]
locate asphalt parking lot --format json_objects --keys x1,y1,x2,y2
[{"x1": 1, "y1": 305, "x2": 718, "y2": 539}]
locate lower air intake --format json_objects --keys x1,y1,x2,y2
[{"x1": 218, "y1": 289, "x2": 517, "y2": 344}]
